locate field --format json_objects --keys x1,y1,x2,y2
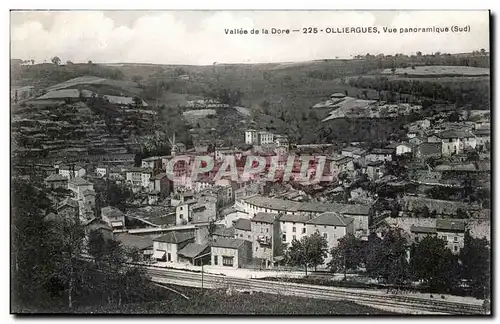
[
  {"x1": 381, "y1": 65, "x2": 490, "y2": 77},
  {"x1": 68, "y1": 286, "x2": 394, "y2": 315}
]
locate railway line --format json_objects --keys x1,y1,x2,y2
[{"x1": 146, "y1": 267, "x2": 484, "y2": 315}]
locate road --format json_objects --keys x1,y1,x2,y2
[{"x1": 146, "y1": 267, "x2": 484, "y2": 315}]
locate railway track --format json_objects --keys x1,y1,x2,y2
[{"x1": 146, "y1": 268, "x2": 484, "y2": 315}]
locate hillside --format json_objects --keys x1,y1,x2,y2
[{"x1": 11, "y1": 53, "x2": 491, "y2": 152}]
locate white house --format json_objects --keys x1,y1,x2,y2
[
  {"x1": 304, "y1": 212, "x2": 354, "y2": 264},
  {"x1": 95, "y1": 165, "x2": 108, "y2": 177},
  {"x1": 59, "y1": 165, "x2": 86, "y2": 179},
  {"x1": 396, "y1": 143, "x2": 413, "y2": 156},
  {"x1": 152, "y1": 231, "x2": 195, "y2": 263},
  {"x1": 141, "y1": 168, "x2": 154, "y2": 189},
  {"x1": 67, "y1": 177, "x2": 94, "y2": 200},
  {"x1": 438, "y1": 130, "x2": 477, "y2": 156},
  {"x1": 101, "y1": 206, "x2": 125, "y2": 229}
]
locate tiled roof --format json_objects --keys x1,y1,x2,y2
[
  {"x1": 177, "y1": 243, "x2": 209, "y2": 259},
  {"x1": 370, "y1": 148, "x2": 394, "y2": 155},
  {"x1": 68, "y1": 177, "x2": 92, "y2": 186},
  {"x1": 280, "y1": 213, "x2": 311, "y2": 224},
  {"x1": 245, "y1": 195, "x2": 371, "y2": 216},
  {"x1": 116, "y1": 233, "x2": 153, "y2": 250},
  {"x1": 153, "y1": 231, "x2": 194, "y2": 244},
  {"x1": 57, "y1": 198, "x2": 79, "y2": 209},
  {"x1": 410, "y1": 225, "x2": 437, "y2": 234},
  {"x1": 211, "y1": 238, "x2": 247, "y2": 249},
  {"x1": 252, "y1": 212, "x2": 276, "y2": 224},
  {"x1": 233, "y1": 218, "x2": 252, "y2": 231},
  {"x1": 305, "y1": 212, "x2": 353, "y2": 227},
  {"x1": 45, "y1": 174, "x2": 67, "y2": 182},
  {"x1": 101, "y1": 206, "x2": 124, "y2": 218},
  {"x1": 436, "y1": 219, "x2": 466, "y2": 232}
]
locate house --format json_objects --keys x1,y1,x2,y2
[
  {"x1": 436, "y1": 219, "x2": 466, "y2": 254},
  {"x1": 108, "y1": 167, "x2": 124, "y2": 181},
  {"x1": 141, "y1": 156, "x2": 163, "y2": 170},
  {"x1": 59, "y1": 164, "x2": 86, "y2": 179},
  {"x1": 44, "y1": 174, "x2": 68, "y2": 189},
  {"x1": 245, "y1": 129, "x2": 275, "y2": 145},
  {"x1": 101, "y1": 206, "x2": 125, "y2": 229},
  {"x1": 152, "y1": 231, "x2": 195, "y2": 262},
  {"x1": 177, "y1": 243, "x2": 211, "y2": 266},
  {"x1": 280, "y1": 213, "x2": 311, "y2": 244},
  {"x1": 95, "y1": 165, "x2": 108, "y2": 177},
  {"x1": 473, "y1": 128, "x2": 490, "y2": 151},
  {"x1": 414, "y1": 142, "x2": 442, "y2": 160},
  {"x1": 274, "y1": 135, "x2": 289, "y2": 147},
  {"x1": 438, "y1": 130, "x2": 477, "y2": 156},
  {"x1": 83, "y1": 218, "x2": 114, "y2": 242},
  {"x1": 410, "y1": 219, "x2": 466, "y2": 254},
  {"x1": 125, "y1": 167, "x2": 144, "y2": 187},
  {"x1": 150, "y1": 173, "x2": 171, "y2": 196},
  {"x1": 213, "y1": 225, "x2": 236, "y2": 240},
  {"x1": 141, "y1": 168, "x2": 154, "y2": 189},
  {"x1": 242, "y1": 196, "x2": 371, "y2": 236},
  {"x1": 251, "y1": 212, "x2": 282, "y2": 267},
  {"x1": 67, "y1": 177, "x2": 94, "y2": 200},
  {"x1": 365, "y1": 161, "x2": 385, "y2": 181},
  {"x1": 330, "y1": 156, "x2": 355, "y2": 175},
  {"x1": 304, "y1": 212, "x2": 354, "y2": 263},
  {"x1": 210, "y1": 238, "x2": 253, "y2": 268},
  {"x1": 365, "y1": 148, "x2": 393, "y2": 163},
  {"x1": 341, "y1": 147, "x2": 367, "y2": 160},
  {"x1": 82, "y1": 189, "x2": 96, "y2": 208},
  {"x1": 56, "y1": 198, "x2": 80, "y2": 221},
  {"x1": 409, "y1": 136, "x2": 426, "y2": 146},
  {"x1": 175, "y1": 200, "x2": 197, "y2": 225},
  {"x1": 115, "y1": 233, "x2": 154, "y2": 261},
  {"x1": 396, "y1": 143, "x2": 413, "y2": 156},
  {"x1": 233, "y1": 218, "x2": 252, "y2": 241}
]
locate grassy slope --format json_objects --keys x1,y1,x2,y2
[{"x1": 71, "y1": 287, "x2": 394, "y2": 315}]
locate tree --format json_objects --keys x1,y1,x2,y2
[
  {"x1": 132, "y1": 75, "x2": 143, "y2": 84},
  {"x1": 287, "y1": 232, "x2": 328, "y2": 274},
  {"x1": 410, "y1": 236, "x2": 460, "y2": 292},
  {"x1": 365, "y1": 228, "x2": 410, "y2": 287},
  {"x1": 328, "y1": 234, "x2": 363, "y2": 279},
  {"x1": 51, "y1": 56, "x2": 61, "y2": 65},
  {"x1": 132, "y1": 96, "x2": 143, "y2": 108},
  {"x1": 460, "y1": 232, "x2": 490, "y2": 298},
  {"x1": 87, "y1": 60, "x2": 93, "y2": 64},
  {"x1": 66, "y1": 60, "x2": 74, "y2": 65}
]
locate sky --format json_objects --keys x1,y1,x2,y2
[{"x1": 10, "y1": 10, "x2": 490, "y2": 65}]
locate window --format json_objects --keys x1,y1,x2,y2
[
  {"x1": 263, "y1": 248, "x2": 266, "y2": 252},
  {"x1": 292, "y1": 227, "x2": 296, "y2": 233},
  {"x1": 266, "y1": 228, "x2": 269, "y2": 233},
  {"x1": 324, "y1": 226, "x2": 327, "y2": 229},
  {"x1": 222, "y1": 256, "x2": 234, "y2": 267},
  {"x1": 255, "y1": 247, "x2": 258, "y2": 251},
  {"x1": 167, "y1": 253, "x2": 171, "y2": 262},
  {"x1": 260, "y1": 228, "x2": 263, "y2": 233},
  {"x1": 334, "y1": 226, "x2": 337, "y2": 230},
  {"x1": 240, "y1": 234, "x2": 243, "y2": 238},
  {"x1": 213, "y1": 256, "x2": 218, "y2": 265},
  {"x1": 454, "y1": 246, "x2": 458, "y2": 252},
  {"x1": 323, "y1": 233, "x2": 327, "y2": 239},
  {"x1": 415, "y1": 236, "x2": 420, "y2": 242},
  {"x1": 442, "y1": 235, "x2": 448, "y2": 241},
  {"x1": 282, "y1": 234, "x2": 286, "y2": 241},
  {"x1": 302, "y1": 228, "x2": 306, "y2": 234},
  {"x1": 454, "y1": 236, "x2": 458, "y2": 243},
  {"x1": 248, "y1": 235, "x2": 251, "y2": 239}
]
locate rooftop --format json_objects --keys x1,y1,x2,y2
[
  {"x1": 252, "y1": 212, "x2": 277, "y2": 224},
  {"x1": 410, "y1": 225, "x2": 437, "y2": 234},
  {"x1": 436, "y1": 219, "x2": 466, "y2": 232},
  {"x1": 68, "y1": 177, "x2": 92, "y2": 186},
  {"x1": 211, "y1": 238, "x2": 248, "y2": 249},
  {"x1": 115, "y1": 233, "x2": 153, "y2": 250},
  {"x1": 233, "y1": 218, "x2": 252, "y2": 231},
  {"x1": 305, "y1": 212, "x2": 353, "y2": 227},
  {"x1": 177, "y1": 243, "x2": 209, "y2": 259},
  {"x1": 45, "y1": 174, "x2": 67, "y2": 182},
  {"x1": 153, "y1": 231, "x2": 195, "y2": 244}
]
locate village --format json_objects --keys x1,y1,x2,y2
[{"x1": 12, "y1": 85, "x2": 489, "y2": 278}]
